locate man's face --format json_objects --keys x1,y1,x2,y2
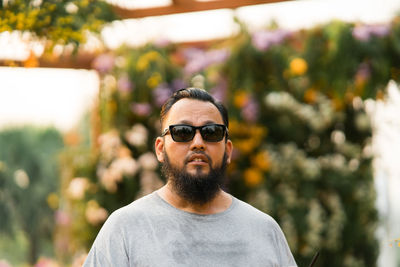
[
  {"x1": 155, "y1": 98, "x2": 232, "y2": 177},
  {"x1": 155, "y1": 98, "x2": 233, "y2": 203}
]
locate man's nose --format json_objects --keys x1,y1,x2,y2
[{"x1": 190, "y1": 130, "x2": 205, "y2": 150}]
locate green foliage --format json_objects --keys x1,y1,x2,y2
[
  {"x1": 0, "y1": 126, "x2": 64, "y2": 264},
  {"x1": 0, "y1": 0, "x2": 117, "y2": 48}
]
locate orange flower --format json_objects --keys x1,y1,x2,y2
[
  {"x1": 332, "y1": 97, "x2": 344, "y2": 111},
  {"x1": 64, "y1": 130, "x2": 80, "y2": 146},
  {"x1": 229, "y1": 121, "x2": 267, "y2": 155},
  {"x1": 234, "y1": 91, "x2": 249, "y2": 108},
  {"x1": 244, "y1": 168, "x2": 264, "y2": 187},
  {"x1": 118, "y1": 146, "x2": 132, "y2": 158},
  {"x1": 235, "y1": 139, "x2": 256, "y2": 154},
  {"x1": 290, "y1": 57, "x2": 308, "y2": 76},
  {"x1": 24, "y1": 51, "x2": 39, "y2": 68},
  {"x1": 304, "y1": 88, "x2": 318, "y2": 104},
  {"x1": 252, "y1": 151, "x2": 270, "y2": 171},
  {"x1": 376, "y1": 90, "x2": 384, "y2": 100}
]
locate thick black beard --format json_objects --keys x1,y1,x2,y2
[{"x1": 162, "y1": 151, "x2": 228, "y2": 205}]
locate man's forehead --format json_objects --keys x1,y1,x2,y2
[{"x1": 163, "y1": 98, "x2": 223, "y2": 126}]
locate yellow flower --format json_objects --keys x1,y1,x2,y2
[
  {"x1": 136, "y1": 51, "x2": 160, "y2": 71},
  {"x1": 146, "y1": 72, "x2": 162, "y2": 88},
  {"x1": 47, "y1": 193, "x2": 59, "y2": 210},
  {"x1": 290, "y1": 57, "x2": 308, "y2": 76},
  {"x1": 233, "y1": 90, "x2": 249, "y2": 108},
  {"x1": 136, "y1": 57, "x2": 149, "y2": 71},
  {"x1": 244, "y1": 168, "x2": 264, "y2": 187}
]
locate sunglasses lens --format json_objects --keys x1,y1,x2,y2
[
  {"x1": 201, "y1": 125, "x2": 225, "y2": 142},
  {"x1": 170, "y1": 125, "x2": 195, "y2": 142},
  {"x1": 168, "y1": 124, "x2": 226, "y2": 142}
]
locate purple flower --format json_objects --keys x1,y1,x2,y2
[
  {"x1": 153, "y1": 83, "x2": 173, "y2": 107},
  {"x1": 92, "y1": 53, "x2": 115, "y2": 73},
  {"x1": 182, "y1": 48, "x2": 204, "y2": 61},
  {"x1": 369, "y1": 24, "x2": 390, "y2": 37},
  {"x1": 241, "y1": 97, "x2": 259, "y2": 123},
  {"x1": 183, "y1": 48, "x2": 207, "y2": 74},
  {"x1": 353, "y1": 24, "x2": 390, "y2": 42},
  {"x1": 207, "y1": 49, "x2": 230, "y2": 64},
  {"x1": 131, "y1": 103, "x2": 152, "y2": 116},
  {"x1": 355, "y1": 62, "x2": 371, "y2": 80},
  {"x1": 252, "y1": 29, "x2": 291, "y2": 51},
  {"x1": 210, "y1": 78, "x2": 228, "y2": 103},
  {"x1": 117, "y1": 74, "x2": 134, "y2": 93},
  {"x1": 183, "y1": 48, "x2": 230, "y2": 75},
  {"x1": 352, "y1": 26, "x2": 370, "y2": 41},
  {"x1": 172, "y1": 79, "x2": 187, "y2": 91}
]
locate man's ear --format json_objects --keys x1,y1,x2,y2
[
  {"x1": 225, "y1": 139, "x2": 233, "y2": 164},
  {"x1": 155, "y1": 137, "x2": 165, "y2": 163}
]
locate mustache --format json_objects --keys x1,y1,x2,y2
[{"x1": 184, "y1": 151, "x2": 212, "y2": 165}]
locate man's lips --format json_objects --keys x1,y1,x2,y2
[{"x1": 186, "y1": 153, "x2": 210, "y2": 164}]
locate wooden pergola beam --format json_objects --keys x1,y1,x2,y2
[
  {"x1": 113, "y1": 0, "x2": 293, "y2": 19},
  {"x1": 0, "y1": 53, "x2": 96, "y2": 69}
]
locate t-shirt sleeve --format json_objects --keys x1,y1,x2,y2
[
  {"x1": 271, "y1": 219, "x2": 297, "y2": 267},
  {"x1": 83, "y1": 210, "x2": 129, "y2": 267}
]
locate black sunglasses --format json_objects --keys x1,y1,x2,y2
[{"x1": 161, "y1": 124, "x2": 228, "y2": 142}]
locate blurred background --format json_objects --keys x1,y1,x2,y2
[{"x1": 1, "y1": 0, "x2": 400, "y2": 266}]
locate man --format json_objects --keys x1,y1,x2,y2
[{"x1": 84, "y1": 88, "x2": 297, "y2": 266}]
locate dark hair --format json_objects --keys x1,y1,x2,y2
[{"x1": 160, "y1": 88, "x2": 229, "y2": 128}]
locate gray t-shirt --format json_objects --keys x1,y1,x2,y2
[{"x1": 84, "y1": 192, "x2": 297, "y2": 267}]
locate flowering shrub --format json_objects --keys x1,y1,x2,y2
[
  {"x1": 60, "y1": 17, "x2": 400, "y2": 266},
  {"x1": 0, "y1": 0, "x2": 116, "y2": 49}
]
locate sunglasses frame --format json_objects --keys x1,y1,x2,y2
[{"x1": 161, "y1": 124, "x2": 228, "y2": 142}]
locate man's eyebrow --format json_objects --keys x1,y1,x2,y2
[
  {"x1": 177, "y1": 120, "x2": 217, "y2": 125},
  {"x1": 175, "y1": 120, "x2": 192, "y2": 125}
]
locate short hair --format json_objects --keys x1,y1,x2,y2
[{"x1": 160, "y1": 88, "x2": 229, "y2": 129}]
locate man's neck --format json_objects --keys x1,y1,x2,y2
[{"x1": 157, "y1": 183, "x2": 232, "y2": 215}]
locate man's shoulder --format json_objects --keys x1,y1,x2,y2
[
  {"x1": 232, "y1": 197, "x2": 280, "y2": 227},
  {"x1": 117, "y1": 191, "x2": 159, "y2": 213},
  {"x1": 105, "y1": 192, "x2": 160, "y2": 225}
]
